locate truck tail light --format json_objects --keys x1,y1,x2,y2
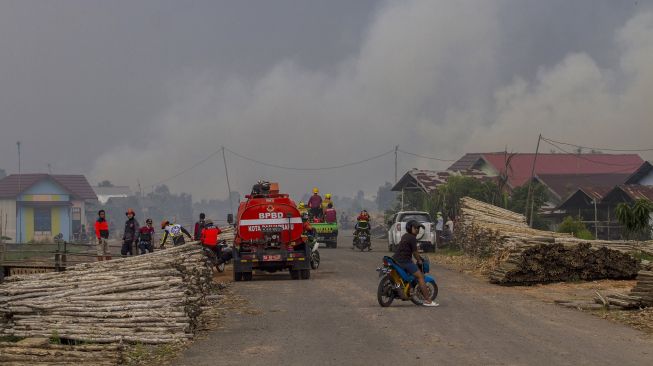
[{"x1": 396, "y1": 223, "x2": 401, "y2": 231}]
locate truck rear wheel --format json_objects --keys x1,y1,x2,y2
[
  {"x1": 290, "y1": 269, "x2": 300, "y2": 280},
  {"x1": 234, "y1": 271, "x2": 243, "y2": 281},
  {"x1": 300, "y1": 269, "x2": 311, "y2": 279},
  {"x1": 243, "y1": 272, "x2": 253, "y2": 281}
]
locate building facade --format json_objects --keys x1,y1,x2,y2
[{"x1": 0, "y1": 174, "x2": 97, "y2": 242}]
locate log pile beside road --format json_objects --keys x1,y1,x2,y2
[
  {"x1": 456, "y1": 197, "x2": 642, "y2": 285},
  {"x1": 0, "y1": 338, "x2": 123, "y2": 365},
  {"x1": 601, "y1": 271, "x2": 653, "y2": 309},
  {"x1": 0, "y1": 243, "x2": 218, "y2": 344}
]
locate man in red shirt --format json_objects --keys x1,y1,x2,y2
[
  {"x1": 94, "y1": 210, "x2": 110, "y2": 261},
  {"x1": 324, "y1": 203, "x2": 337, "y2": 223},
  {"x1": 200, "y1": 219, "x2": 222, "y2": 249},
  {"x1": 307, "y1": 187, "x2": 323, "y2": 219}
]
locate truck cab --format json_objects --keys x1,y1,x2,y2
[
  {"x1": 387, "y1": 211, "x2": 436, "y2": 252},
  {"x1": 230, "y1": 182, "x2": 312, "y2": 281}
]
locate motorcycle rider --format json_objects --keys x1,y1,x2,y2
[
  {"x1": 122, "y1": 208, "x2": 140, "y2": 256},
  {"x1": 353, "y1": 210, "x2": 371, "y2": 249},
  {"x1": 307, "y1": 187, "x2": 323, "y2": 219},
  {"x1": 160, "y1": 220, "x2": 192, "y2": 248},
  {"x1": 393, "y1": 220, "x2": 439, "y2": 307},
  {"x1": 200, "y1": 219, "x2": 221, "y2": 252},
  {"x1": 138, "y1": 218, "x2": 156, "y2": 254}
]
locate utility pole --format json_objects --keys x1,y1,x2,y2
[
  {"x1": 221, "y1": 146, "x2": 234, "y2": 216},
  {"x1": 525, "y1": 134, "x2": 542, "y2": 227},
  {"x1": 47, "y1": 163, "x2": 52, "y2": 174},
  {"x1": 17, "y1": 141, "x2": 22, "y2": 243},
  {"x1": 394, "y1": 145, "x2": 399, "y2": 184}
]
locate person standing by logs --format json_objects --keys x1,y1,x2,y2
[
  {"x1": 138, "y1": 218, "x2": 156, "y2": 254},
  {"x1": 194, "y1": 213, "x2": 206, "y2": 241},
  {"x1": 121, "y1": 208, "x2": 140, "y2": 256},
  {"x1": 94, "y1": 210, "x2": 110, "y2": 261},
  {"x1": 160, "y1": 220, "x2": 192, "y2": 248}
]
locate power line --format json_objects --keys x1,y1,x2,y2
[
  {"x1": 541, "y1": 136, "x2": 653, "y2": 152},
  {"x1": 541, "y1": 139, "x2": 644, "y2": 167},
  {"x1": 396, "y1": 149, "x2": 457, "y2": 162},
  {"x1": 149, "y1": 147, "x2": 223, "y2": 188},
  {"x1": 224, "y1": 147, "x2": 395, "y2": 171}
]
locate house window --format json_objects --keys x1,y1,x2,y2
[{"x1": 34, "y1": 207, "x2": 52, "y2": 232}]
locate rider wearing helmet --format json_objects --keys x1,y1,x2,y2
[
  {"x1": 354, "y1": 209, "x2": 371, "y2": 249},
  {"x1": 160, "y1": 220, "x2": 192, "y2": 248},
  {"x1": 392, "y1": 220, "x2": 439, "y2": 307},
  {"x1": 301, "y1": 212, "x2": 315, "y2": 240},
  {"x1": 200, "y1": 219, "x2": 221, "y2": 248},
  {"x1": 122, "y1": 208, "x2": 140, "y2": 256}
]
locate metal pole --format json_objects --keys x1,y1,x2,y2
[
  {"x1": 594, "y1": 199, "x2": 598, "y2": 239},
  {"x1": 222, "y1": 146, "x2": 234, "y2": 216},
  {"x1": 394, "y1": 145, "x2": 398, "y2": 184},
  {"x1": 527, "y1": 134, "x2": 542, "y2": 227},
  {"x1": 17, "y1": 141, "x2": 21, "y2": 243},
  {"x1": 401, "y1": 188, "x2": 404, "y2": 211}
]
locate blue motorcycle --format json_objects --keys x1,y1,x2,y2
[{"x1": 376, "y1": 256, "x2": 438, "y2": 307}]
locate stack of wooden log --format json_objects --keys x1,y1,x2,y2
[
  {"x1": 0, "y1": 243, "x2": 217, "y2": 344},
  {"x1": 457, "y1": 197, "x2": 641, "y2": 284},
  {"x1": 489, "y1": 242, "x2": 639, "y2": 284},
  {"x1": 601, "y1": 271, "x2": 653, "y2": 309},
  {"x1": 220, "y1": 225, "x2": 235, "y2": 245},
  {"x1": 0, "y1": 338, "x2": 123, "y2": 365}
]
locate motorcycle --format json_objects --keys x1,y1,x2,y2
[
  {"x1": 376, "y1": 256, "x2": 438, "y2": 307},
  {"x1": 304, "y1": 234, "x2": 321, "y2": 270},
  {"x1": 202, "y1": 240, "x2": 232, "y2": 272}
]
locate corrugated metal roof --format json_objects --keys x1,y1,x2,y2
[
  {"x1": 617, "y1": 185, "x2": 653, "y2": 201},
  {"x1": 392, "y1": 169, "x2": 489, "y2": 193},
  {"x1": 536, "y1": 173, "x2": 630, "y2": 201},
  {"x1": 625, "y1": 161, "x2": 653, "y2": 184},
  {"x1": 449, "y1": 153, "x2": 643, "y2": 188},
  {"x1": 0, "y1": 174, "x2": 97, "y2": 200}
]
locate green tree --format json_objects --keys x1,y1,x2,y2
[
  {"x1": 557, "y1": 216, "x2": 594, "y2": 240},
  {"x1": 507, "y1": 183, "x2": 549, "y2": 229},
  {"x1": 616, "y1": 199, "x2": 652, "y2": 240}
]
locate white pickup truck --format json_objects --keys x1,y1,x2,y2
[{"x1": 387, "y1": 211, "x2": 436, "y2": 252}]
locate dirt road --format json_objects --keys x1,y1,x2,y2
[{"x1": 175, "y1": 237, "x2": 653, "y2": 366}]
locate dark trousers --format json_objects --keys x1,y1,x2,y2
[
  {"x1": 139, "y1": 240, "x2": 154, "y2": 254},
  {"x1": 121, "y1": 239, "x2": 135, "y2": 256}
]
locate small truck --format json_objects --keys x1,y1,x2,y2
[
  {"x1": 229, "y1": 182, "x2": 312, "y2": 281},
  {"x1": 311, "y1": 219, "x2": 338, "y2": 248}
]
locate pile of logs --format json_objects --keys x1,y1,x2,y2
[
  {"x1": 601, "y1": 271, "x2": 653, "y2": 309},
  {"x1": 0, "y1": 338, "x2": 123, "y2": 365},
  {"x1": 489, "y1": 242, "x2": 639, "y2": 284},
  {"x1": 0, "y1": 243, "x2": 217, "y2": 344},
  {"x1": 220, "y1": 225, "x2": 235, "y2": 245},
  {"x1": 457, "y1": 197, "x2": 642, "y2": 285}
]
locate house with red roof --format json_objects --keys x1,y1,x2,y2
[
  {"x1": 447, "y1": 153, "x2": 644, "y2": 189},
  {"x1": 0, "y1": 174, "x2": 97, "y2": 243}
]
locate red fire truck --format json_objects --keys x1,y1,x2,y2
[{"x1": 228, "y1": 182, "x2": 311, "y2": 281}]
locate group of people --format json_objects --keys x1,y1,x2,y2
[
  {"x1": 93, "y1": 210, "x2": 224, "y2": 261},
  {"x1": 298, "y1": 188, "x2": 337, "y2": 223}
]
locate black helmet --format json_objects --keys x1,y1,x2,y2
[{"x1": 405, "y1": 220, "x2": 424, "y2": 233}]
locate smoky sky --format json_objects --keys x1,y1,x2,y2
[{"x1": 1, "y1": 0, "x2": 652, "y2": 200}]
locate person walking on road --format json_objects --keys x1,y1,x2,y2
[
  {"x1": 307, "y1": 187, "x2": 323, "y2": 219},
  {"x1": 194, "y1": 213, "x2": 206, "y2": 241},
  {"x1": 94, "y1": 210, "x2": 110, "y2": 261},
  {"x1": 122, "y1": 208, "x2": 140, "y2": 256}
]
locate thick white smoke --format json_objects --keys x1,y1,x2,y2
[{"x1": 91, "y1": 1, "x2": 653, "y2": 200}]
